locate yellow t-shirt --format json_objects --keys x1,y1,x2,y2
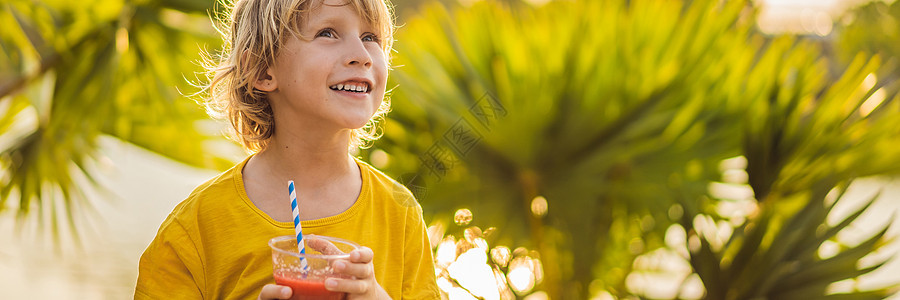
[{"x1": 135, "y1": 156, "x2": 440, "y2": 299}]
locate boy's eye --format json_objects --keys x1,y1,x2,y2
[
  {"x1": 316, "y1": 28, "x2": 336, "y2": 38},
  {"x1": 361, "y1": 33, "x2": 380, "y2": 43}
]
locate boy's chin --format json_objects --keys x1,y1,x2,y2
[
  {"x1": 334, "y1": 108, "x2": 380, "y2": 130},
  {"x1": 344, "y1": 116, "x2": 378, "y2": 130}
]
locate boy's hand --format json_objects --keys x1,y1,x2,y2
[
  {"x1": 258, "y1": 284, "x2": 292, "y2": 300},
  {"x1": 325, "y1": 247, "x2": 391, "y2": 299}
]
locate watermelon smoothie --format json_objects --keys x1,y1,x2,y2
[
  {"x1": 269, "y1": 235, "x2": 360, "y2": 300},
  {"x1": 274, "y1": 271, "x2": 346, "y2": 300}
]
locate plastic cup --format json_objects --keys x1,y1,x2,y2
[{"x1": 269, "y1": 234, "x2": 360, "y2": 300}]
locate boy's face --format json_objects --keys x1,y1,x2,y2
[{"x1": 260, "y1": 0, "x2": 388, "y2": 136}]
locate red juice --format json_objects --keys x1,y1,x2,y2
[{"x1": 274, "y1": 273, "x2": 346, "y2": 300}]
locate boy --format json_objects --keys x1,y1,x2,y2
[{"x1": 134, "y1": 0, "x2": 440, "y2": 298}]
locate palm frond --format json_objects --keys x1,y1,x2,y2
[{"x1": 0, "y1": 0, "x2": 234, "y2": 242}]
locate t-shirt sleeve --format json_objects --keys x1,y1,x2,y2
[
  {"x1": 135, "y1": 218, "x2": 205, "y2": 299},
  {"x1": 402, "y1": 203, "x2": 441, "y2": 300}
]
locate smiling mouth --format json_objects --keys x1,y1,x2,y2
[{"x1": 329, "y1": 81, "x2": 370, "y2": 93}]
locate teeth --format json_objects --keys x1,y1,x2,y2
[{"x1": 330, "y1": 82, "x2": 369, "y2": 92}]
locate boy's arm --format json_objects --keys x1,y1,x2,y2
[
  {"x1": 135, "y1": 219, "x2": 205, "y2": 299},
  {"x1": 402, "y1": 203, "x2": 441, "y2": 300}
]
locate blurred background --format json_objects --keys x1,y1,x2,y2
[{"x1": 2, "y1": 0, "x2": 900, "y2": 299}]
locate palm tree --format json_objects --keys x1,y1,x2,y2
[
  {"x1": 679, "y1": 39, "x2": 900, "y2": 299},
  {"x1": 369, "y1": 0, "x2": 900, "y2": 298},
  {"x1": 835, "y1": 0, "x2": 900, "y2": 84},
  {"x1": 0, "y1": 0, "x2": 233, "y2": 243}
]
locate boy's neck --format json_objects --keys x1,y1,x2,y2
[
  {"x1": 256, "y1": 130, "x2": 357, "y2": 187},
  {"x1": 243, "y1": 130, "x2": 362, "y2": 222}
]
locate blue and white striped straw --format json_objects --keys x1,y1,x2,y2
[{"x1": 288, "y1": 180, "x2": 308, "y2": 272}]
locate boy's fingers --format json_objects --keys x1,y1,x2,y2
[
  {"x1": 349, "y1": 247, "x2": 374, "y2": 263},
  {"x1": 307, "y1": 237, "x2": 344, "y2": 255},
  {"x1": 325, "y1": 278, "x2": 369, "y2": 294},
  {"x1": 333, "y1": 260, "x2": 374, "y2": 279},
  {"x1": 258, "y1": 284, "x2": 292, "y2": 300}
]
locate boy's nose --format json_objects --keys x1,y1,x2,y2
[
  {"x1": 344, "y1": 40, "x2": 372, "y2": 68},
  {"x1": 347, "y1": 59, "x2": 371, "y2": 67}
]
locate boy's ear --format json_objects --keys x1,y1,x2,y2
[{"x1": 254, "y1": 68, "x2": 278, "y2": 92}]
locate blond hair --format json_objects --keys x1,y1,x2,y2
[{"x1": 204, "y1": 0, "x2": 395, "y2": 152}]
